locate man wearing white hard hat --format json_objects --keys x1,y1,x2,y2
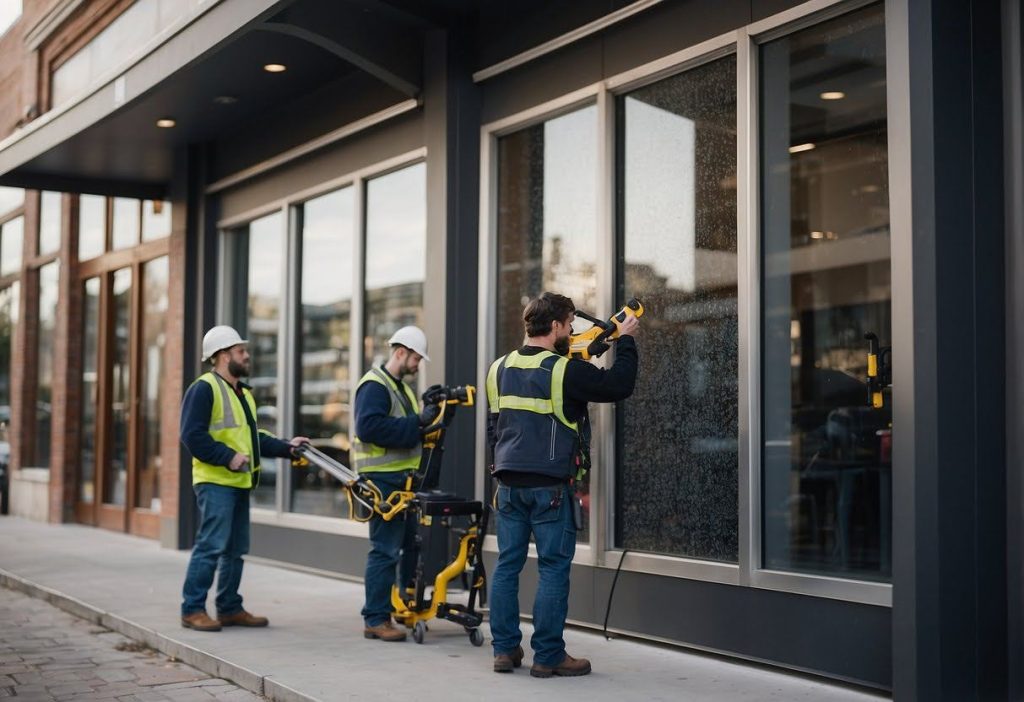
[
  {"x1": 352, "y1": 325, "x2": 440, "y2": 642},
  {"x1": 179, "y1": 325, "x2": 309, "y2": 632}
]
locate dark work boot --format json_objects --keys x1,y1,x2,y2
[
  {"x1": 493, "y1": 646, "x2": 524, "y2": 673},
  {"x1": 530, "y1": 653, "x2": 592, "y2": 678}
]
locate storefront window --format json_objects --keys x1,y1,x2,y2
[
  {"x1": 137, "y1": 257, "x2": 168, "y2": 512},
  {"x1": 292, "y1": 188, "x2": 354, "y2": 517},
  {"x1": 104, "y1": 268, "x2": 131, "y2": 505},
  {"x1": 112, "y1": 198, "x2": 140, "y2": 250},
  {"x1": 34, "y1": 261, "x2": 60, "y2": 468},
  {"x1": 760, "y1": 3, "x2": 891, "y2": 580},
  {"x1": 79, "y1": 195, "x2": 106, "y2": 260},
  {"x1": 142, "y1": 200, "x2": 172, "y2": 241},
  {"x1": 0, "y1": 284, "x2": 19, "y2": 478},
  {"x1": 38, "y1": 192, "x2": 62, "y2": 256},
  {"x1": 615, "y1": 55, "x2": 739, "y2": 561},
  {"x1": 80, "y1": 278, "x2": 100, "y2": 503},
  {"x1": 0, "y1": 187, "x2": 23, "y2": 217},
  {"x1": 494, "y1": 104, "x2": 598, "y2": 541},
  {"x1": 224, "y1": 211, "x2": 283, "y2": 508},
  {"x1": 1, "y1": 217, "x2": 23, "y2": 277},
  {"x1": 363, "y1": 163, "x2": 426, "y2": 370}
]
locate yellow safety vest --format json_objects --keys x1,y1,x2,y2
[
  {"x1": 352, "y1": 368, "x2": 421, "y2": 474},
  {"x1": 191, "y1": 372, "x2": 262, "y2": 489}
]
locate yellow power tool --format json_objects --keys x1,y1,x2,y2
[{"x1": 568, "y1": 298, "x2": 644, "y2": 361}]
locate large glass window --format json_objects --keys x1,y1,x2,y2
[
  {"x1": 494, "y1": 105, "x2": 599, "y2": 540},
  {"x1": 104, "y1": 269, "x2": 132, "y2": 505},
  {"x1": 1, "y1": 217, "x2": 23, "y2": 277},
  {"x1": 224, "y1": 211, "x2": 284, "y2": 508},
  {"x1": 0, "y1": 188, "x2": 23, "y2": 217},
  {"x1": 363, "y1": 163, "x2": 427, "y2": 370},
  {"x1": 293, "y1": 188, "x2": 354, "y2": 516},
  {"x1": 137, "y1": 257, "x2": 168, "y2": 512},
  {"x1": 0, "y1": 283, "x2": 19, "y2": 477},
  {"x1": 38, "y1": 192, "x2": 62, "y2": 256},
  {"x1": 80, "y1": 278, "x2": 101, "y2": 503},
  {"x1": 142, "y1": 200, "x2": 172, "y2": 242},
  {"x1": 34, "y1": 261, "x2": 60, "y2": 468},
  {"x1": 760, "y1": 4, "x2": 891, "y2": 580},
  {"x1": 79, "y1": 195, "x2": 107, "y2": 260},
  {"x1": 615, "y1": 56, "x2": 739, "y2": 561},
  {"x1": 112, "y1": 198, "x2": 140, "y2": 250}
]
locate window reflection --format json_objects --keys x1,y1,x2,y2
[
  {"x1": 293, "y1": 188, "x2": 354, "y2": 517},
  {"x1": 1, "y1": 217, "x2": 23, "y2": 277},
  {"x1": 137, "y1": 257, "x2": 168, "y2": 512},
  {"x1": 760, "y1": 4, "x2": 892, "y2": 580},
  {"x1": 112, "y1": 198, "x2": 140, "y2": 250},
  {"x1": 363, "y1": 163, "x2": 426, "y2": 370},
  {"x1": 79, "y1": 195, "x2": 106, "y2": 260},
  {"x1": 0, "y1": 187, "x2": 23, "y2": 218},
  {"x1": 38, "y1": 192, "x2": 62, "y2": 256},
  {"x1": 224, "y1": 212, "x2": 283, "y2": 508},
  {"x1": 80, "y1": 278, "x2": 100, "y2": 503},
  {"x1": 0, "y1": 284, "x2": 19, "y2": 491},
  {"x1": 104, "y1": 268, "x2": 131, "y2": 505},
  {"x1": 495, "y1": 105, "x2": 598, "y2": 542},
  {"x1": 616, "y1": 55, "x2": 739, "y2": 561},
  {"x1": 34, "y1": 261, "x2": 59, "y2": 468},
  {"x1": 142, "y1": 200, "x2": 172, "y2": 242}
]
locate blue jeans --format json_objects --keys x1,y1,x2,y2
[
  {"x1": 489, "y1": 483, "x2": 576, "y2": 666},
  {"x1": 181, "y1": 483, "x2": 250, "y2": 617},
  {"x1": 361, "y1": 471, "x2": 420, "y2": 627}
]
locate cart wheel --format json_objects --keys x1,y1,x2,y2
[
  {"x1": 468, "y1": 628, "x2": 484, "y2": 647},
  {"x1": 413, "y1": 621, "x2": 426, "y2": 644}
]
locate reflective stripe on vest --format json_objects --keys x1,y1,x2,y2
[
  {"x1": 191, "y1": 372, "x2": 259, "y2": 489},
  {"x1": 352, "y1": 368, "x2": 421, "y2": 473},
  {"x1": 486, "y1": 351, "x2": 577, "y2": 432}
]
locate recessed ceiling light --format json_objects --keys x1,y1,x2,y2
[
  {"x1": 156, "y1": 118, "x2": 176, "y2": 128},
  {"x1": 820, "y1": 91, "x2": 846, "y2": 100},
  {"x1": 213, "y1": 95, "x2": 238, "y2": 105},
  {"x1": 263, "y1": 63, "x2": 287, "y2": 73},
  {"x1": 789, "y1": 143, "x2": 816, "y2": 154}
]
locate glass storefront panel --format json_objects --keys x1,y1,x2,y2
[
  {"x1": 225, "y1": 212, "x2": 283, "y2": 507},
  {"x1": 615, "y1": 55, "x2": 739, "y2": 561},
  {"x1": 33, "y1": 262, "x2": 60, "y2": 467},
  {"x1": 292, "y1": 188, "x2": 354, "y2": 517},
  {"x1": 760, "y1": 3, "x2": 892, "y2": 580},
  {"x1": 142, "y1": 200, "x2": 172, "y2": 242},
  {"x1": 494, "y1": 105, "x2": 598, "y2": 541},
  {"x1": 0, "y1": 283, "x2": 19, "y2": 479},
  {"x1": 112, "y1": 198, "x2": 140, "y2": 250},
  {"x1": 1, "y1": 217, "x2": 23, "y2": 277},
  {"x1": 79, "y1": 195, "x2": 106, "y2": 260},
  {"x1": 363, "y1": 163, "x2": 426, "y2": 370},
  {"x1": 136, "y1": 257, "x2": 168, "y2": 512},
  {"x1": 80, "y1": 278, "x2": 101, "y2": 504},
  {"x1": 0, "y1": 187, "x2": 23, "y2": 217},
  {"x1": 104, "y1": 268, "x2": 132, "y2": 505},
  {"x1": 38, "y1": 191, "x2": 62, "y2": 256}
]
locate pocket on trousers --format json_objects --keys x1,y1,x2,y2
[
  {"x1": 496, "y1": 485, "x2": 514, "y2": 516},
  {"x1": 560, "y1": 527, "x2": 577, "y2": 559},
  {"x1": 531, "y1": 488, "x2": 563, "y2": 525}
]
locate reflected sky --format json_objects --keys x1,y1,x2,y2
[
  {"x1": 112, "y1": 198, "x2": 140, "y2": 250},
  {"x1": 303, "y1": 188, "x2": 354, "y2": 304},
  {"x1": 366, "y1": 162, "x2": 426, "y2": 290},
  {"x1": 1, "y1": 217, "x2": 23, "y2": 277},
  {"x1": 79, "y1": 195, "x2": 107, "y2": 260},
  {"x1": 39, "y1": 192, "x2": 62, "y2": 256}
]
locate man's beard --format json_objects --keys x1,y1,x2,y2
[
  {"x1": 399, "y1": 360, "x2": 418, "y2": 379},
  {"x1": 228, "y1": 360, "x2": 250, "y2": 377},
  {"x1": 554, "y1": 335, "x2": 570, "y2": 356}
]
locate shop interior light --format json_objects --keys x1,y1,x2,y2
[
  {"x1": 820, "y1": 91, "x2": 846, "y2": 100},
  {"x1": 156, "y1": 118, "x2": 176, "y2": 128},
  {"x1": 810, "y1": 230, "x2": 825, "y2": 239},
  {"x1": 789, "y1": 142, "x2": 815, "y2": 154},
  {"x1": 263, "y1": 63, "x2": 287, "y2": 73}
]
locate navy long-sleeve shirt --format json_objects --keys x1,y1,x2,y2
[
  {"x1": 180, "y1": 376, "x2": 293, "y2": 470},
  {"x1": 353, "y1": 366, "x2": 421, "y2": 449}
]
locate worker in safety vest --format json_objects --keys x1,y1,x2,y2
[
  {"x1": 353, "y1": 325, "x2": 441, "y2": 642},
  {"x1": 179, "y1": 326, "x2": 309, "y2": 632},
  {"x1": 487, "y1": 292, "x2": 639, "y2": 677}
]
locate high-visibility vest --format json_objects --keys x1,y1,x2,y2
[
  {"x1": 486, "y1": 349, "x2": 579, "y2": 479},
  {"x1": 351, "y1": 368, "x2": 421, "y2": 474},
  {"x1": 191, "y1": 372, "x2": 262, "y2": 489}
]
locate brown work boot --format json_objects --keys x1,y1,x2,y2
[
  {"x1": 181, "y1": 612, "x2": 222, "y2": 632},
  {"x1": 364, "y1": 620, "x2": 407, "y2": 642},
  {"x1": 493, "y1": 646, "x2": 524, "y2": 673},
  {"x1": 530, "y1": 653, "x2": 592, "y2": 678},
  {"x1": 217, "y1": 610, "x2": 269, "y2": 627}
]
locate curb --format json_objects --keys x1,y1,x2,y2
[{"x1": 0, "y1": 568, "x2": 321, "y2": 702}]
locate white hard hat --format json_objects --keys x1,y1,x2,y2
[
  {"x1": 388, "y1": 326, "x2": 429, "y2": 362},
  {"x1": 202, "y1": 325, "x2": 247, "y2": 362}
]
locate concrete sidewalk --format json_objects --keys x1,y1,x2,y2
[{"x1": 0, "y1": 517, "x2": 886, "y2": 702}]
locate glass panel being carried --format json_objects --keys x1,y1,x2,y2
[
  {"x1": 760, "y1": 3, "x2": 892, "y2": 580},
  {"x1": 615, "y1": 55, "x2": 739, "y2": 561}
]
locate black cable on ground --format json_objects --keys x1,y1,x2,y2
[{"x1": 602, "y1": 548, "x2": 630, "y2": 640}]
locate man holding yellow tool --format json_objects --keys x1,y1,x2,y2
[{"x1": 486, "y1": 292, "x2": 639, "y2": 677}]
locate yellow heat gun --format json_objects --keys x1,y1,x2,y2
[{"x1": 568, "y1": 298, "x2": 644, "y2": 361}]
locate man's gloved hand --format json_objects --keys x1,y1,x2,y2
[
  {"x1": 422, "y1": 384, "x2": 443, "y2": 405},
  {"x1": 419, "y1": 402, "x2": 442, "y2": 428}
]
